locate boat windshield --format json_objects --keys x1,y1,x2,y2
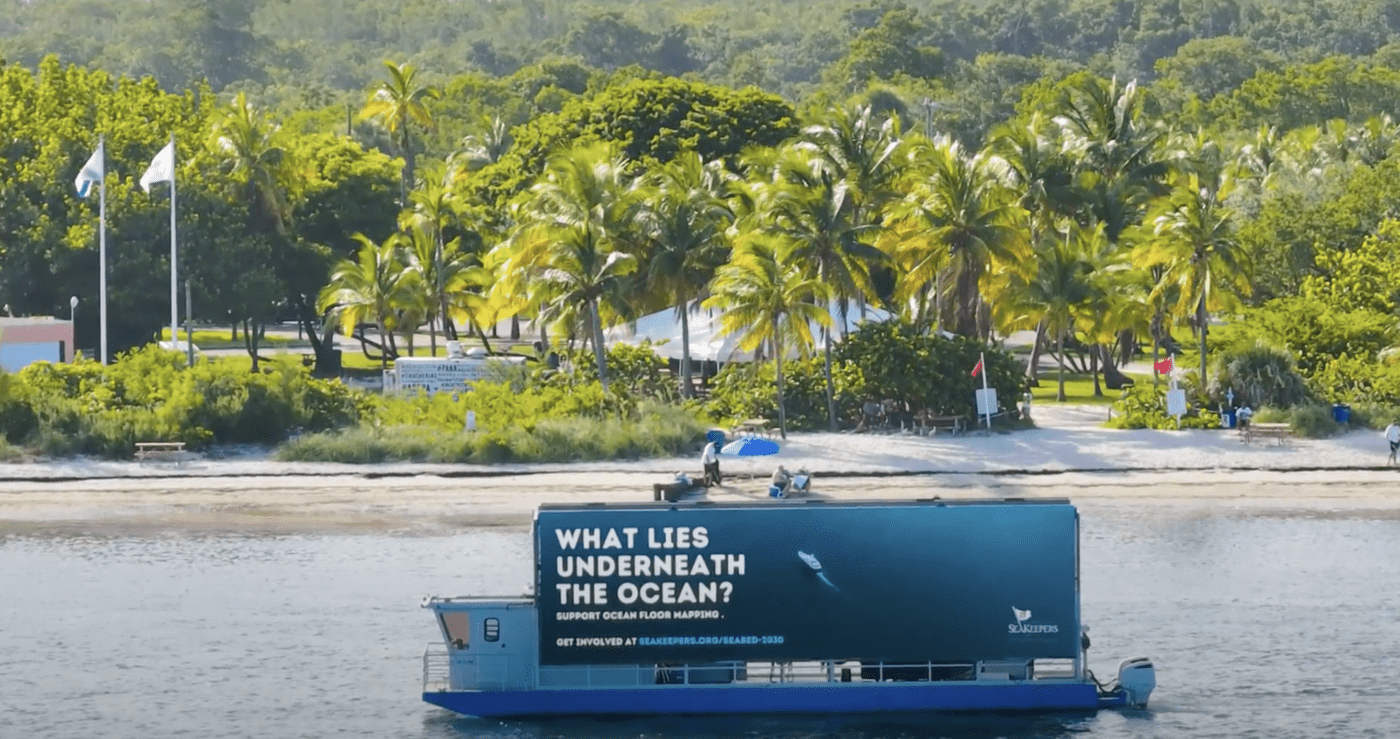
[{"x1": 441, "y1": 612, "x2": 470, "y2": 650}]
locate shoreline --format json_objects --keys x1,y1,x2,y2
[
  {"x1": 4, "y1": 468, "x2": 1399, "y2": 536},
  {"x1": 4, "y1": 405, "x2": 1397, "y2": 534}
]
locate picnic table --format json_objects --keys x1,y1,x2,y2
[
  {"x1": 915, "y1": 411, "x2": 966, "y2": 436},
  {"x1": 1242, "y1": 422, "x2": 1292, "y2": 445},
  {"x1": 135, "y1": 441, "x2": 189, "y2": 464},
  {"x1": 734, "y1": 418, "x2": 774, "y2": 437}
]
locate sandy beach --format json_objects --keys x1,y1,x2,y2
[{"x1": 3, "y1": 405, "x2": 1398, "y2": 534}]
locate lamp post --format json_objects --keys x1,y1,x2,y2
[{"x1": 70, "y1": 296, "x2": 79, "y2": 362}]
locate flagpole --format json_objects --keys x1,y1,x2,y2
[
  {"x1": 98, "y1": 134, "x2": 108, "y2": 366},
  {"x1": 980, "y1": 351, "x2": 991, "y2": 430},
  {"x1": 169, "y1": 133, "x2": 178, "y2": 348}
]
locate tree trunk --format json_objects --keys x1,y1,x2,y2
[
  {"x1": 1150, "y1": 308, "x2": 1163, "y2": 388},
  {"x1": 1056, "y1": 335, "x2": 1066, "y2": 402},
  {"x1": 774, "y1": 318, "x2": 787, "y2": 439},
  {"x1": 679, "y1": 304, "x2": 694, "y2": 398},
  {"x1": 1198, "y1": 296, "x2": 1209, "y2": 390},
  {"x1": 429, "y1": 316, "x2": 437, "y2": 357},
  {"x1": 589, "y1": 299, "x2": 610, "y2": 394},
  {"x1": 378, "y1": 318, "x2": 389, "y2": 370},
  {"x1": 470, "y1": 320, "x2": 493, "y2": 354},
  {"x1": 1091, "y1": 345, "x2": 1102, "y2": 396},
  {"x1": 1100, "y1": 345, "x2": 1133, "y2": 390},
  {"x1": 823, "y1": 323, "x2": 837, "y2": 431},
  {"x1": 1026, "y1": 319, "x2": 1045, "y2": 384},
  {"x1": 511, "y1": 315, "x2": 521, "y2": 341},
  {"x1": 955, "y1": 265, "x2": 980, "y2": 337}
]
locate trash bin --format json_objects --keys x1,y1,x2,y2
[
  {"x1": 1332, "y1": 403, "x2": 1351, "y2": 425},
  {"x1": 1222, "y1": 409, "x2": 1236, "y2": 429}
]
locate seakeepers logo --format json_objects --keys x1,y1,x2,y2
[{"x1": 1008, "y1": 606, "x2": 1059, "y2": 634}]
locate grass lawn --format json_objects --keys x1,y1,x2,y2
[
  {"x1": 1028, "y1": 372, "x2": 1152, "y2": 405},
  {"x1": 158, "y1": 327, "x2": 312, "y2": 350}
]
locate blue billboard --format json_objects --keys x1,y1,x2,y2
[{"x1": 535, "y1": 500, "x2": 1079, "y2": 665}]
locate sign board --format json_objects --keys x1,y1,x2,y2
[
  {"x1": 1165, "y1": 388, "x2": 1187, "y2": 418},
  {"x1": 392, "y1": 357, "x2": 524, "y2": 394},
  {"x1": 535, "y1": 500, "x2": 1079, "y2": 665},
  {"x1": 975, "y1": 387, "x2": 999, "y2": 416}
]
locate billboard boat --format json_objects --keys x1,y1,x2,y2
[{"x1": 420, "y1": 498, "x2": 1156, "y2": 719}]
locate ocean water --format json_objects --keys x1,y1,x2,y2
[{"x1": 2, "y1": 500, "x2": 1398, "y2": 739}]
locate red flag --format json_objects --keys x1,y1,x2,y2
[
  {"x1": 1154, "y1": 356, "x2": 1174, "y2": 374},
  {"x1": 970, "y1": 357, "x2": 984, "y2": 377}
]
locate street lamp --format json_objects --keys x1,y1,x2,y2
[{"x1": 69, "y1": 295, "x2": 78, "y2": 322}]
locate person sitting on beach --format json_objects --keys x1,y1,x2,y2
[
  {"x1": 771, "y1": 465, "x2": 790, "y2": 487},
  {"x1": 1386, "y1": 421, "x2": 1400, "y2": 465},
  {"x1": 1237, "y1": 405, "x2": 1254, "y2": 430}
]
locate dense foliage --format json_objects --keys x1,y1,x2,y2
[
  {"x1": 0, "y1": 348, "x2": 362, "y2": 455},
  {"x1": 8, "y1": 0, "x2": 1400, "y2": 452}
]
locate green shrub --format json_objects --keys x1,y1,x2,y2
[
  {"x1": 706, "y1": 357, "x2": 866, "y2": 431},
  {"x1": 834, "y1": 320, "x2": 1027, "y2": 419},
  {"x1": 1255, "y1": 403, "x2": 1342, "y2": 438},
  {"x1": 1346, "y1": 401, "x2": 1400, "y2": 431},
  {"x1": 275, "y1": 402, "x2": 706, "y2": 463},
  {"x1": 1106, "y1": 384, "x2": 1220, "y2": 430},
  {"x1": 2, "y1": 348, "x2": 362, "y2": 457},
  {"x1": 1208, "y1": 341, "x2": 1313, "y2": 408}
]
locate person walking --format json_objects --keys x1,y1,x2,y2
[
  {"x1": 1386, "y1": 420, "x2": 1400, "y2": 465},
  {"x1": 701, "y1": 439, "x2": 720, "y2": 486}
]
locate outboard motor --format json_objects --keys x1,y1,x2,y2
[{"x1": 1115, "y1": 657, "x2": 1156, "y2": 708}]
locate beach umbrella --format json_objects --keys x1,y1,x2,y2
[
  {"x1": 720, "y1": 437, "x2": 779, "y2": 456},
  {"x1": 719, "y1": 436, "x2": 780, "y2": 483}
]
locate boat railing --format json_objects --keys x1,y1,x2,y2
[
  {"x1": 422, "y1": 643, "x2": 451, "y2": 693},
  {"x1": 424, "y1": 651, "x2": 1073, "y2": 692}
]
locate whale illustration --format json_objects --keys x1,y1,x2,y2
[{"x1": 798, "y1": 550, "x2": 841, "y2": 593}]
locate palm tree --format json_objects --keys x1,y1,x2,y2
[
  {"x1": 884, "y1": 137, "x2": 1027, "y2": 337},
  {"x1": 501, "y1": 144, "x2": 639, "y2": 393},
  {"x1": 987, "y1": 113, "x2": 1079, "y2": 379},
  {"x1": 317, "y1": 233, "x2": 419, "y2": 370},
  {"x1": 361, "y1": 60, "x2": 441, "y2": 205},
  {"x1": 1135, "y1": 172, "x2": 1253, "y2": 386},
  {"x1": 1025, "y1": 225, "x2": 1101, "y2": 401},
  {"x1": 762, "y1": 144, "x2": 886, "y2": 430},
  {"x1": 457, "y1": 114, "x2": 513, "y2": 171},
  {"x1": 634, "y1": 152, "x2": 734, "y2": 397},
  {"x1": 704, "y1": 237, "x2": 832, "y2": 439},
  {"x1": 403, "y1": 161, "x2": 463, "y2": 354},
  {"x1": 791, "y1": 106, "x2": 902, "y2": 429},
  {"x1": 211, "y1": 91, "x2": 292, "y2": 235}
]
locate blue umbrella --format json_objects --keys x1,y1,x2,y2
[{"x1": 720, "y1": 437, "x2": 779, "y2": 456}]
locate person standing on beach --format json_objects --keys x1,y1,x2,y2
[
  {"x1": 701, "y1": 440, "x2": 720, "y2": 485},
  {"x1": 1386, "y1": 421, "x2": 1400, "y2": 465}
]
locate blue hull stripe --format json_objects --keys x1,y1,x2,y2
[{"x1": 423, "y1": 682, "x2": 1100, "y2": 718}]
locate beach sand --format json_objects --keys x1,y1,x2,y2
[{"x1": 3, "y1": 405, "x2": 1397, "y2": 534}]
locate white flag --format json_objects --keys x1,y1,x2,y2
[
  {"x1": 74, "y1": 141, "x2": 104, "y2": 198},
  {"x1": 140, "y1": 141, "x2": 175, "y2": 193}
]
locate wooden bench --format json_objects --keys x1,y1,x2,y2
[
  {"x1": 1242, "y1": 422, "x2": 1292, "y2": 445},
  {"x1": 135, "y1": 441, "x2": 189, "y2": 465},
  {"x1": 916, "y1": 413, "x2": 965, "y2": 436},
  {"x1": 653, "y1": 475, "x2": 708, "y2": 502}
]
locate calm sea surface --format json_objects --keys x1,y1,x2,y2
[{"x1": 3, "y1": 500, "x2": 1399, "y2": 739}]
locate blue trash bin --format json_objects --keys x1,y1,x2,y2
[
  {"x1": 1223, "y1": 409, "x2": 1236, "y2": 429},
  {"x1": 1333, "y1": 404, "x2": 1351, "y2": 425}
]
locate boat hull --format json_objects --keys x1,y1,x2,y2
[{"x1": 423, "y1": 681, "x2": 1102, "y2": 719}]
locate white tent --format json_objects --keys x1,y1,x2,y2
[{"x1": 604, "y1": 300, "x2": 895, "y2": 363}]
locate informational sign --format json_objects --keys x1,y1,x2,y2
[
  {"x1": 975, "y1": 387, "x2": 999, "y2": 416},
  {"x1": 1166, "y1": 388, "x2": 1187, "y2": 418},
  {"x1": 535, "y1": 501, "x2": 1079, "y2": 665},
  {"x1": 392, "y1": 357, "x2": 522, "y2": 394}
]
